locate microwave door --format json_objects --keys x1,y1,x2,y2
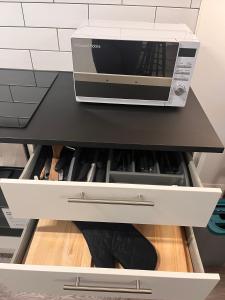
[{"x1": 74, "y1": 40, "x2": 178, "y2": 102}]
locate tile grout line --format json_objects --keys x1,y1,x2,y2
[
  {"x1": 0, "y1": 25, "x2": 77, "y2": 30},
  {"x1": 56, "y1": 28, "x2": 60, "y2": 51},
  {"x1": 154, "y1": 6, "x2": 157, "y2": 23},
  {"x1": 20, "y1": 3, "x2": 26, "y2": 27},
  {"x1": 0, "y1": 47, "x2": 71, "y2": 53},
  {"x1": 8, "y1": 85, "x2": 14, "y2": 103},
  {"x1": 28, "y1": 49, "x2": 36, "y2": 73},
  {"x1": 0, "y1": 0, "x2": 199, "y2": 8},
  {"x1": 84, "y1": 3, "x2": 196, "y2": 9},
  {"x1": 0, "y1": 2, "x2": 198, "y2": 9}
]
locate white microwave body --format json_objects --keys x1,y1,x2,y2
[{"x1": 71, "y1": 22, "x2": 199, "y2": 107}]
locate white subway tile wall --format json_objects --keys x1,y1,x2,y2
[
  {"x1": 31, "y1": 51, "x2": 73, "y2": 71},
  {"x1": 123, "y1": 0, "x2": 191, "y2": 7},
  {"x1": 0, "y1": 3, "x2": 24, "y2": 26},
  {"x1": 23, "y1": 4, "x2": 88, "y2": 28},
  {"x1": 0, "y1": 49, "x2": 32, "y2": 69},
  {"x1": 0, "y1": 0, "x2": 201, "y2": 71},
  {"x1": 191, "y1": 0, "x2": 202, "y2": 8},
  {"x1": 155, "y1": 7, "x2": 199, "y2": 31},
  {"x1": 58, "y1": 29, "x2": 75, "y2": 51},
  {"x1": 55, "y1": 0, "x2": 122, "y2": 3},
  {"x1": 89, "y1": 5, "x2": 156, "y2": 22},
  {"x1": 0, "y1": 27, "x2": 58, "y2": 50},
  {"x1": 0, "y1": 0, "x2": 53, "y2": 2}
]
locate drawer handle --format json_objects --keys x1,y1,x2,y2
[
  {"x1": 64, "y1": 278, "x2": 152, "y2": 295},
  {"x1": 67, "y1": 192, "x2": 155, "y2": 207}
]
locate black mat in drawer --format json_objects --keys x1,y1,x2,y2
[{"x1": 0, "y1": 69, "x2": 58, "y2": 128}]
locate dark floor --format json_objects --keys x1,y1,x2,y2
[{"x1": 206, "y1": 268, "x2": 225, "y2": 300}]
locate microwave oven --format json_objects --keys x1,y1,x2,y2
[{"x1": 71, "y1": 22, "x2": 199, "y2": 107}]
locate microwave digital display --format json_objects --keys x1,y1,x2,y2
[{"x1": 178, "y1": 48, "x2": 196, "y2": 57}]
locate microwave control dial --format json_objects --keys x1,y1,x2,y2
[{"x1": 174, "y1": 84, "x2": 186, "y2": 96}]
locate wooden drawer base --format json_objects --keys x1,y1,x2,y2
[
  {"x1": 23, "y1": 219, "x2": 193, "y2": 273},
  {"x1": 23, "y1": 220, "x2": 91, "y2": 267},
  {"x1": 0, "y1": 218, "x2": 219, "y2": 300}
]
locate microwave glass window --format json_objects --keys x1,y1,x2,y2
[
  {"x1": 73, "y1": 39, "x2": 179, "y2": 78},
  {"x1": 91, "y1": 40, "x2": 178, "y2": 78}
]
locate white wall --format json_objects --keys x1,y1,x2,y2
[
  {"x1": 192, "y1": 0, "x2": 225, "y2": 187},
  {"x1": 0, "y1": 0, "x2": 201, "y2": 71}
]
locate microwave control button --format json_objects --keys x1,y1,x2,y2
[
  {"x1": 174, "y1": 84, "x2": 186, "y2": 96},
  {"x1": 177, "y1": 64, "x2": 192, "y2": 69},
  {"x1": 175, "y1": 71, "x2": 190, "y2": 75},
  {"x1": 174, "y1": 77, "x2": 188, "y2": 81}
]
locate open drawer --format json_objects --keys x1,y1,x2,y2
[
  {"x1": 0, "y1": 219, "x2": 220, "y2": 300},
  {"x1": 0, "y1": 145, "x2": 222, "y2": 227}
]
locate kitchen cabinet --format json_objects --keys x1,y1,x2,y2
[{"x1": 0, "y1": 70, "x2": 223, "y2": 299}]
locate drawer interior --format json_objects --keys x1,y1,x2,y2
[
  {"x1": 17, "y1": 146, "x2": 197, "y2": 273},
  {"x1": 14, "y1": 219, "x2": 194, "y2": 273},
  {"x1": 107, "y1": 149, "x2": 190, "y2": 186},
  {"x1": 1, "y1": 144, "x2": 220, "y2": 227},
  {"x1": 3, "y1": 219, "x2": 219, "y2": 300},
  {"x1": 28, "y1": 146, "x2": 191, "y2": 187}
]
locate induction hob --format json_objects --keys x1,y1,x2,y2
[{"x1": 0, "y1": 69, "x2": 58, "y2": 128}]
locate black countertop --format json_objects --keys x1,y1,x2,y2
[
  {"x1": 0, "y1": 69, "x2": 58, "y2": 128},
  {"x1": 0, "y1": 71, "x2": 223, "y2": 152}
]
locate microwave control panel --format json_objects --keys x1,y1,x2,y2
[{"x1": 168, "y1": 41, "x2": 199, "y2": 107}]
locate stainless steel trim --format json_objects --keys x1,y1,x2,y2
[
  {"x1": 75, "y1": 72, "x2": 171, "y2": 87},
  {"x1": 64, "y1": 278, "x2": 152, "y2": 295},
  {"x1": 67, "y1": 192, "x2": 155, "y2": 206},
  {"x1": 76, "y1": 96, "x2": 167, "y2": 106}
]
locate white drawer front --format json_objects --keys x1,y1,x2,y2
[
  {"x1": 0, "y1": 220, "x2": 220, "y2": 300},
  {"x1": 0, "y1": 179, "x2": 221, "y2": 227},
  {"x1": 0, "y1": 263, "x2": 219, "y2": 300},
  {"x1": 0, "y1": 146, "x2": 222, "y2": 227}
]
